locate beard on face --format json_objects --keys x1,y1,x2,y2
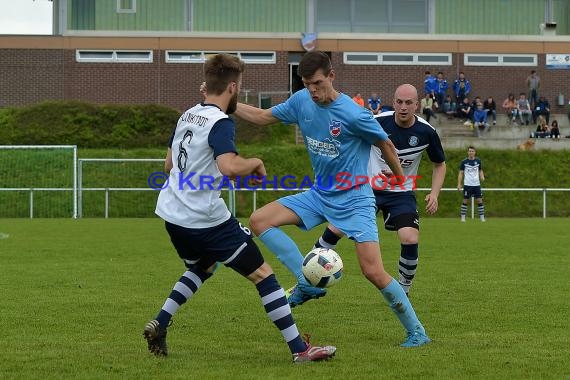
[{"x1": 226, "y1": 92, "x2": 238, "y2": 114}]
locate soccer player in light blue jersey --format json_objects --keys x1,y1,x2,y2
[
  {"x1": 235, "y1": 51, "x2": 430, "y2": 347},
  {"x1": 313, "y1": 84, "x2": 447, "y2": 297}
]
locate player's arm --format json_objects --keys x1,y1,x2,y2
[
  {"x1": 235, "y1": 103, "x2": 279, "y2": 126},
  {"x1": 373, "y1": 139, "x2": 404, "y2": 178},
  {"x1": 457, "y1": 170, "x2": 464, "y2": 190},
  {"x1": 216, "y1": 153, "x2": 266, "y2": 183},
  {"x1": 479, "y1": 169, "x2": 485, "y2": 182},
  {"x1": 164, "y1": 148, "x2": 173, "y2": 174},
  {"x1": 425, "y1": 161, "x2": 446, "y2": 215}
]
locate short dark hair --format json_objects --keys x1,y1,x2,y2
[
  {"x1": 203, "y1": 53, "x2": 244, "y2": 95},
  {"x1": 468, "y1": 145, "x2": 476, "y2": 151},
  {"x1": 298, "y1": 51, "x2": 332, "y2": 78}
]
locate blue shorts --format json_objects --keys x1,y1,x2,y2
[
  {"x1": 374, "y1": 191, "x2": 419, "y2": 231},
  {"x1": 278, "y1": 187, "x2": 378, "y2": 243},
  {"x1": 463, "y1": 185, "x2": 483, "y2": 199}
]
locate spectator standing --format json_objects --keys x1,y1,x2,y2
[
  {"x1": 453, "y1": 72, "x2": 471, "y2": 105},
  {"x1": 517, "y1": 93, "x2": 532, "y2": 125},
  {"x1": 423, "y1": 71, "x2": 437, "y2": 97},
  {"x1": 434, "y1": 71, "x2": 449, "y2": 109},
  {"x1": 483, "y1": 96, "x2": 497, "y2": 126},
  {"x1": 533, "y1": 96, "x2": 550, "y2": 124},
  {"x1": 526, "y1": 70, "x2": 540, "y2": 108},
  {"x1": 352, "y1": 92, "x2": 365, "y2": 107},
  {"x1": 368, "y1": 93, "x2": 381, "y2": 115}
]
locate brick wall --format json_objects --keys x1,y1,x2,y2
[{"x1": 1, "y1": 49, "x2": 569, "y2": 116}]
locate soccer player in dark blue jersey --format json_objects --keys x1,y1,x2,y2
[
  {"x1": 314, "y1": 84, "x2": 447, "y2": 296},
  {"x1": 458, "y1": 146, "x2": 486, "y2": 222}
]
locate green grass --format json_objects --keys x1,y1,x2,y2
[{"x1": 0, "y1": 218, "x2": 568, "y2": 379}]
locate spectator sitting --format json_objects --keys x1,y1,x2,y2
[
  {"x1": 517, "y1": 93, "x2": 532, "y2": 126},
  {"x1": 531, "y1": 115, "x2": 549, "y2": 138},
  {"x1": 352, "y1": 92, "x2": 365, "y2": 107},
  {"x1": 367, "y1": 93, "x2": 381, "y2": 115},
  {"x1": 442, "y1": 95, "x2": 456, "y2": 119},
  {"x1": 483, "y1": 96, "x2": 497, "y2": 126},
  {"x1": 549, "y1": 120, "x2": 560, "y2": 139},
  {"x1": 420, "y1": 93, "x2": 437, "y2": 122},
  {"x1": 473, "y1": 102, "x2": 489, "y2": 137},
  {"x1": 457, "y1": 97, "x2": 472, "y2": 121},
  {"x1": 502, "y1": 93, "x2": 518, "y2": 125},
  {"x1": 533, "y1": 96, "x2": 550, "y2": 124}
]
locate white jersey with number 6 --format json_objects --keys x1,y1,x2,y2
[{"x1": 155, "y1": 103, "x2": 235, "y2": 228}]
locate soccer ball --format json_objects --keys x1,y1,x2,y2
[{"x1": 301, "y1": 248, "x2": 343, "y2": 288}]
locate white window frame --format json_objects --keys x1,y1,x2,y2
[
  {"x1": 343, "y1": 52, "x2": 452, "y2": 65},
  {"x1": 76, "y1": 50, "x2": 153, "y2": 63},
  {"x1": 117, "y1": 0, "x2": 136, "y2": 14},
  {"x1": 165, "y1": 51, "x2": 276, "y2": 64},
  {"x1": 464, "y1": 54, "x2": 537, "y2": 67}
]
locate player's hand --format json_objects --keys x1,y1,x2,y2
[
  {"x1": 425, "y1": 193, "x2": 438, "y2": 215},
  {"x1": 248, "y1": 159, "x2": 266, "y2": 186},
  {"x1": 380, "y1": 169, "x2": 393, "y2": 178}
]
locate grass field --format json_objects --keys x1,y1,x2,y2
[{"x1": 1, "y1": 218, "x2": 569, "y2": 379}]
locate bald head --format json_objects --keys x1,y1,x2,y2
[
  {"x1": 394, "y1": 84, "x2": 418, "y2": 101},
  {"x1": 393, "y1": 84, "x2": 419, "y2": 127}
]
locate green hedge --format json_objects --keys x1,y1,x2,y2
[{"x1": 0, "y1": 101, "x2": 179, "y2": 148}]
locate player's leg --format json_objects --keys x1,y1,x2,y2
[
  {"x1": 475, "y1": 186, "x2": 485, "y2": 221},
  {"x1": 395, "y1": 223, "x2": 420, "y2": 296},
  {"x1": 143, "y1": 221, "x2": 216, "y2": 356},
  {"x1": 460, "y1": 187, "x2": 470, "y2": 222},
  {"x1": 312, "y1": 224, "x2": 343, "y2": 250},
  {"x1": 355, "y1": 241, "x2": 430, "y2": 347},
  {"x1": 226, "y1": 233, "x2": 335, "y2": 362},
  {"x1": 249, "y1": 191, "x2": 328, "y2": 307}
]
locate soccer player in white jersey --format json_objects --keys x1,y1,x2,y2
[
  {"x1": 144, "y1": 53, "x2": 335, "y2": 363},
  {"x1": 234, "y1": 52, "x2": 430, "y2": 347},
  {"x1": 457, "y1": 146, "x2": 486, "y2": 222},
  {"x1": 313, "y1": 84, "x2": 447, "y2": 296}
]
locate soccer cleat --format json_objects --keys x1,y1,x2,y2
[
  {"x1": 480, "y1": 217, "x2": 486, "y2": 222},
  {"x1": 293, "y1": 335, "x2": 336, "y2": 363},
  {"x1": 286, "y1": 283, "x2": 327, "y2": 308},
  {"x1": 460, "y1": 216, "x2": 466, "y2": 222},
  {"x1": 400, "y1": 330, "x2": 431, "y2": 348},
  {"x1": 143, "y1": 319, "x2": 168, "y2": 356}
]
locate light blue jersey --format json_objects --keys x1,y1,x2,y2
[{"x1": 272, "y1": 89, "x2": 388, "y2": 195}]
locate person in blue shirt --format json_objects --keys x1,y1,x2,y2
[
  {"x1": 472, "y1": 102, "x2": 489, "y2": 137},
  {"x1": 453, "y1": 72, "x2": 471, "y2": 106},
  {"x1": 434, "y1": 71, "x2": 449, "y2": 109},
  {"x1": 368, "y1": 93, "x2": 381, "y2": 115},
  {"x1": 234, "y1": 51, "x2": 430, "y2": 348},
  {"x1": 423, "y1": 71, "x2": 437, "y2": 97}
]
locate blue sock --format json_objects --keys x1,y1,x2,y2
[
  {"x1": 258, "y1": 227, "x2": 305, "y2": 282},
  {"x1": 380, "y1": 278, "x2": 425, "y2": 335}
]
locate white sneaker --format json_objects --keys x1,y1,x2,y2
[
  {"x1": 461, "y1": 216, "x2": 466, "y2": 222},
  {"x1": 480, "y1": 217, "x2": 486, "y2": 222}
]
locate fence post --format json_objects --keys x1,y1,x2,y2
[
  {"x1": 105, "y1": 188, "x2": 109, "y2": 219},
  {"x1": 29, "y1": 188, "x2": 34, "y2": 219},
  {"x1": 78, "y1": 159, "x2": 83, "y2": 218},
  {"x1": 543, "y1": 188, "x2": 547, "y2": 219}
]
